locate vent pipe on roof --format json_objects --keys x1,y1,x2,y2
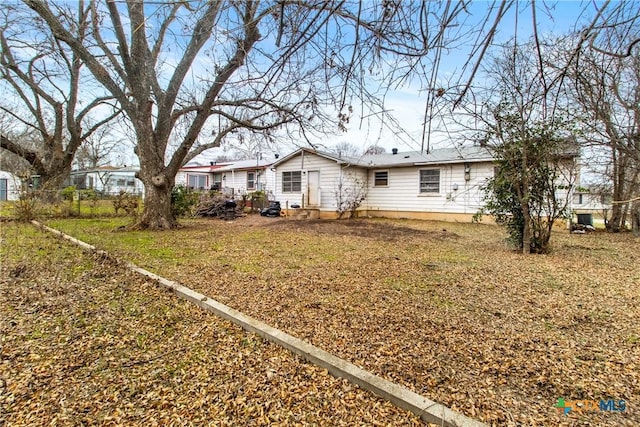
[
  {"x1": 392, "y1": 148, "x2": 398, "y2": 155},
  {"x1": 210, "y1": 161, "x2": 215, "y2": 166}
]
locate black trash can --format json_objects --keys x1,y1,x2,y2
[
  {"x1": 224, "y1": 199, "x2": 237, "y2": 220},
  {"x1": 576, "y1": 213, "x2": 593, "y2": 226}
]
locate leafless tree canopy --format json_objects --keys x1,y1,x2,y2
[
  {"x1": 566, "y1": 35, "x2": 640, "y2": 231},
  {"x1": 21, "y1": 0, "x2": 517, "y2": 228},
  {"x1": 9, "y1": 0, "x2": 640, "y2": 229},
  {"x1": 0, "y1": 3, "x2": 119, "y2": 189}
]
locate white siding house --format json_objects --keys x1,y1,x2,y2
[
  {"x1": 176, "y1": 163, "x2": 226, "y2": 190},
  {"x1": 571, "y1": 189, "x2": 610, "y2": 215},
  {"x1": 271, "y1": 149, "x2": 357, "y2": 213},
  {"x1": 271, "y1": 146, "x2": 497, "y2": 220},
  {"x1": 216, "y1": 159, "x2": 275, "y2": 197},
  {"x1": 68, "y1": 167, "x2": 143, "y2": 195},
  {"x1": 177, "y1": 159, "x2": 276, "y2": 197},
  {"x1": 0, "y1": 170, "x2": 22, "y2": 201}
]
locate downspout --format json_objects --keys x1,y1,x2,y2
[
  {"x1": 301, "y1": 150, "x2": 305, "y2": 207},
  {"x1": 232, "y1": 170, "x2": 235, "y2": 196}
]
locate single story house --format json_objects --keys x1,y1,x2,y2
[
  {"x1": 572, "y1": 188, "x2": 610, "y2": 215},
  {"x1": 67, "y1": 166, "x2": 144, "y2": 195},
  {"x1": 570, "y1": 187, "x2": 612, "y2": 227},
  {"x1": 0, "y1": 170, "x2": 22, "y2": 201},
  {"x1": 271, "y1": 145, "x2": 577, "y2": 221},
  {"x1": 176, "y1": 162, "x2": 226, "y2": 190},
  {"x1": 177, "y1": 158, "x2": 276, "y2": 198}
]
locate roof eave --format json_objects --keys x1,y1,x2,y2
[{"x1": 413, "y1": 157, "x2": 495, "y2": 166}]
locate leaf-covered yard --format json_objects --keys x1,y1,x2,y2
[
  {"x1": 0, "y1": 222, "x2": 424, "y2": 426},
  {"x1": 4, "y1": 216, "x2": 639, "y2": 426}
]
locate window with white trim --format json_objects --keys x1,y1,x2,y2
[
  {"x1": 188, "y1": 174, "x2": 208, "y2": 189},
  {"x1": 247, "y1": 172, "x2": 256, "y2": 190},
  {"x1": 282, "y1": 171, "x2": 302, "y2": 193},
  {"x1": 419, "y1": 169, "x2": 440, "y2": 194}
]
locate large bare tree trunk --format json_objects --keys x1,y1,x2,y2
[
  {"x1": 134, "y1": 122, "x2": 177, "y2": 229},
  {"x1": 631, "y1": 201, "x2": 640, "y2": 236},
  {"x1": 138, "y1": 178, "x2": 176, "y2": 230},
  {"x1": 608, "y1": 205, "x2": 626, "y2": 232}
]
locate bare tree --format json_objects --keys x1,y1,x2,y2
[
  {"x1": 363, "y1": 145, "x2": 386, "y2": 155},
  {"x1": 23, "y1": 0, "x2": 521, "y2": 229},
  {"x1": 465, "y1": 41, "x2": 577, "y2": 254},
  {"x1": 565, "y1": 38, "x2": 639, "y2": 232},
  {"x1": 0, "y1": 3, "x2": 119, "y2": 192},
  {"x1": 334, "y1": 170, "x2": 366, "y2": 219},
  {"x1": 329, "y1": 141, "x2": 360, "y2": 158},
  {"x1": 73, "y1": 121, "x2": 127, "y2": 170}
]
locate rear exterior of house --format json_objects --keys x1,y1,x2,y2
[
  {"x1": 271, "y1": 146, "x2": 496, "y2": 221},
  {"x1": 271, "y1": 149, "x2": 360, "y2": 214},
  {"x1": 177, "y1": 159, "x2": 276, "y2": 198},
  {"x1": 362, "y1": 161, "x2": 494, "y2": 221}
]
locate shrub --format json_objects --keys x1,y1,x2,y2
[
  {"x1": 113, "y1": 190, "x2": 139, "y2": 217},
  {"x1": 171, "y1": 185, "x2": 199, "y2": 218},
  {"x1": 248, "y1": 190, "x2": 267, "y2": 212},
  {"x1": 61, "y1": 186, "x2": 77, "y2": 201},
  {"x1": 13, "y1": 191, "x2": 39, "y2": 222}
]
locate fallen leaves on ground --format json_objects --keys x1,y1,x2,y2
[
  {"x1": 0, "y1": 223, "x2": 424, "y2": 426},
  {"x1": 36, "y1": 216, "x2": 640, "y2": 426}
]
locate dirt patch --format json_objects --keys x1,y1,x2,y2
[{"x1": 258, "y1": 217, "x2": 459, "y2": 241}]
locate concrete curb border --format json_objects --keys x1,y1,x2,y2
[{"x1": 33, "y1": 221, "x2": 486, "y2": 427}]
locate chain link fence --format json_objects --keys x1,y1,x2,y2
[{"x1": 1, "y1": 188, "x2": 143, "y2": 221}]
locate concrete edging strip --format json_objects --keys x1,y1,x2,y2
[{"x1": 33, "y1": 220, "x2": 486, "y2": 427}]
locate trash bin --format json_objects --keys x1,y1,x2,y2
[
  {"x1": 224, "y1": 199, "x2": 237, "y2": 220},
  {"x1": 576, "y1": 213, "x2": 593, "y2": 226}
]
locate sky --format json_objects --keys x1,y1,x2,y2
[
  {"x1": 194, "y1": 0, "x2": 609, "y2": 164},
  {"x1": 302, "y1": 1, "x2": 604, "y2": 159},
  {"x1": 0, "y1": 0, "x2": 622, "y2": 168}
]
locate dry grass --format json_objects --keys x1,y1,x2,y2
[
  {"x1": 9, "y1": 215, "x2": 640, "y2": 426},
  {"x1": 0, "y1": 222, "x2": 423, "y2": 426}
]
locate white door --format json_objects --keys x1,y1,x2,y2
[{"x1": 308, "y1": 171, "x2": 320, "y2": 206}]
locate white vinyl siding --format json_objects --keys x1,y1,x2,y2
[
  {"x1": 273, "y1": 150, "x2": 499, "y2": 216},
  {"x1": 0, "y1": 172, "x2": 20, "y2": 201},
  {"x1": 364, "y1": 162, "x2": 494, "y2": 214},
  {"x1": 274, "y1": 152, "x2": 364, "y2": 211}
]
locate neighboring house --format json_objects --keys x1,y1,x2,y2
[
  {"x1": 271, "y1": 146, "x2": 499, "y2": 221},
  {"x1": 570, "y1": 187, "x2": 612, "y2": 227},
  {"x1": 572, "y1": 188, "x2": 611, "y2": 215},
  {"x1": 67, "y1": 166, "x2": 144, "y2": 195},
  {"x1": 176, "y1": 162, "x2": 226, "y2": 190},
  {"x1": 177, "y1": 158, "x2": 276, "y2": 197},
  {"x1": 0, "y1": 170, "x2": 21, "y2": 201}
]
